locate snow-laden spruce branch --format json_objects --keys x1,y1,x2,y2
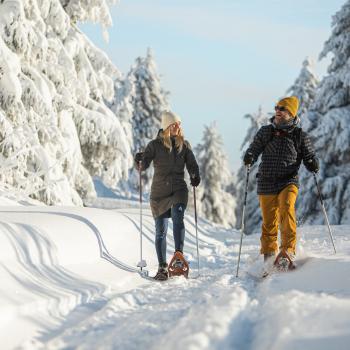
[
  {"x1": 195, "y1": 123, "x2": 236, "y2": 228},
  {"x1": 298, "y1": 1, "x2": 350, "y2": 224},
  {"x1": 0, "y1": 0, "x2": 135, "y2": 205}
]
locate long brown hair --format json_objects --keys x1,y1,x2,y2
[{"x1": 160, "y1": 127, "x2": 185, "y2": 153}]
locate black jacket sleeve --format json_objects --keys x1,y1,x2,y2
[
  {"x1": 141, "y1": 141, "x2": 156, "y2": 170},
  {"x1": 244, "y1": 126, "x2": 269, "y2": 163},
  {"x1": 185, "y1": 142, "x2": 200, "y2": 178},
  {"x1": 300, "y1": 131, "x2": 317, "y2": 164}
]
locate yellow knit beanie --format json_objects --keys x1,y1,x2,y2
[{"x1": 277, "y1": 96, "x2": 299, "y2": 117}]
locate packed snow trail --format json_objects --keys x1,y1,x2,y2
[
  {"x1": 26, "y1": 204, "x2": 256, "y2": 350},
  {"x1": 39, "y1": 271, "x2": 251, "y2": 350},
  {"x1": 28, "y1": 222, "x2": 350, "y2": 350},
  {"x1": 1, "y1": 202, "x2": 350, "y2": 349}
]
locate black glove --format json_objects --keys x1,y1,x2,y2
[
  {"x1": 305, "y1": 157, "x2": 319, "y2": 173},
  {"x1": 190, "y1": 175, "x2": 201, "y2": 187},
  {"x1": 134, "y1": 152, "x2": 144, "y2": 164},
  {"x1": 243, "y1": 152, "x2": 254, "y2": 166}
]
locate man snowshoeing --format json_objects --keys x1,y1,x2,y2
[
  {"x1": 135, "y1": 111, "x2": 200, "y2": 281},
  {"x1": 243, "y1": 96, "x2": 319, "y2": 270}
]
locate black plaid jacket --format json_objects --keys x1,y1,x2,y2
[{"x1": 245, "y1": 123, "x2": 316, "y2": 194}]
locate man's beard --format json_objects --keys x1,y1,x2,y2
[{"x1": 273, "y1": 117, "x2": 295, "y2": 130}]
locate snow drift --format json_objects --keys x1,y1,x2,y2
[{"x1": 0, "y1": 195, "x2": 350, "y2": 350}]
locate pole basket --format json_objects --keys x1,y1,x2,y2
[{"x1": 137, "y1": 259, "x2": 147, "y2": 268}]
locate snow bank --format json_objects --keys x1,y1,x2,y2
[
  {"x1": 250, "y1": 290, "x2": 350, "y2": 350},
  {"x1": 0, "y1": 201, "x2": 231, "y2": 349},
  {"x1": 1, "y1": 199, "x2": 350, "y2": 349},
  {"x1": 0, "y1": 205, "x2": 156, "y2": 349},
  {"x1": 235, "y1": 226, "x2": 350, "y2": 350}
]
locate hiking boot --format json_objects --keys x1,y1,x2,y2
[
  {"x1": 261, "y1": 253, "x2": 276, "y2": 277},
  {"x1": 264, "y1": 253, "x2": 276, "y2": 262},
  {"x1": 154, "y1": 263, "x2": 168, "y2": 281},
  {"x1": 287, "y1": 253, "x2": 297, "y2": 270},
  {"x1": 277, "y1": 257, "x2": 290, "y2": 270},
  {"x1": 174, "y1": 258, "x2": 184, "y2": 269},
  {"x1": 274, "y1": 251, "x2": 296, "y2": 271}
]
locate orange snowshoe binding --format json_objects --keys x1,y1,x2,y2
[
  {"x1": 168, "y1": 251, "x2": 189, "y2": 278},
  {"x1": 274, "y1": 251, "x2": 296, "y2": 271}
]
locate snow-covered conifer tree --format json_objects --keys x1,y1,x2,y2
[
  {"x1": 0, "y1": 0, "x2": 131, "y2": 204},
  {"x1": 298, "y1": 1, "x2": 350, "y2": 224},
  {"x1": 128, "y1": 48, "x2": 169, "y2": 192},
  {"x1": 111, "y1": 75, "x2": 135, "y2": 151},
  {"x1": 235, "y1": 107, "x2": 269, "y2": 234},
  {"x1": 287, "y1": 57, "x2": 318, "y2": 130},
  {"x1": 61, "y1": 0, "x2": 117, "y2": 41},
  {"x1": 288, "y1": 59, "x2": 319, "y2": 222},
  {"x1": 196, "y1": 123, "x2": 235, "y2": 228},
  {"x1": 107, "y1": 73, "x2": 136, "y2": 195}
]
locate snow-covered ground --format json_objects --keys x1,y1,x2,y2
[{"x1": 1, "y1": 196, "x2": 349, "y2": 350}]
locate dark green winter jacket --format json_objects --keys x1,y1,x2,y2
[{"x1": 141, "y1": 130, "x2": 200, "y2": 218}]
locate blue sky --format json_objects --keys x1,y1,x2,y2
[{"x1": 80, "y1": 0, "x2": 345, "y2": 170}]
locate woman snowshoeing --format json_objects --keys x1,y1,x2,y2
[{"x1": 134, "y1": 111, "x2": 200, "y2": 281}]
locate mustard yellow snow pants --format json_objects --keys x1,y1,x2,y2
[{"x1": 259, "y1": 184, "x2": 298, "y2": 255}]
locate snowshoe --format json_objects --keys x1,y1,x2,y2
[
  {"x1": 168, "y1": 251, "x2": 189, "y2": 278},
  {"x1": 261, "y1": 253, "x2": 276, "y2": 278},
  {"x1": 274, "y1": 251, "x2": 296, "y2": 272},
  {"x1": 153, "y1": 264, "x2": 168, "y2": 281}
]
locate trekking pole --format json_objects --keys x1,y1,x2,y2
[
  {"x1": 137, "y1": 160, "x2": 147, "y2": 271},
  {"x1": 236, "y1": 164, "x2": 251, "y2": 278},
  {"x1": 193, "y1": 185, "x2": 200, "y2": 277},
  {"x1": 313, "y1": 173, "x2": 336, "y2": 254}
]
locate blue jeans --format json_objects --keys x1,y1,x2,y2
[{"x1": 155, "y1": 203, "x2": 186, "y2": 265}]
